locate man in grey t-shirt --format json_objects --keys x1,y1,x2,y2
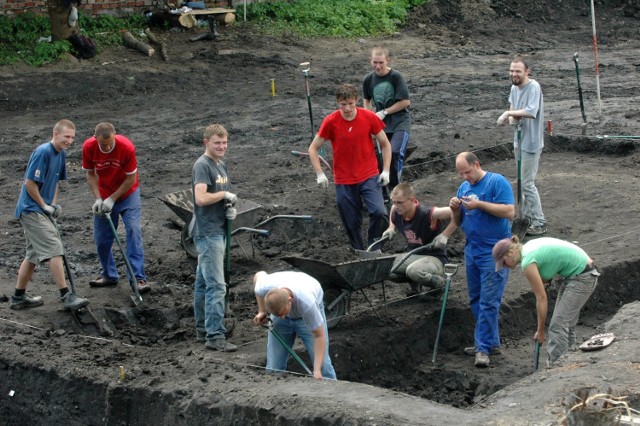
[
  {"x1": 497, "y1": 55, "x2": 547, "y2": 236},
  {"x1": 190, "y1": 124, "x2": 238, "y2": 352}
]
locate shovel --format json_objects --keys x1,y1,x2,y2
[
  {"x1": 104, "y1": 214, "x2": 143, "y2": 307},
  {"x1": 533, "y1": 340, "x2": 540, "y2": 372},
  {"x1": 432, "y1": 263, "x2": 459, "y2": 364},
  {"x1": 512, "y1": 124, "x2": 531, "y2": 241},
  {"x1": 223, "y1": 203, "x2": 237, "y2": 338},
  {"x1": 262, "y1": 319, "x2": 312, "y2": 376}
]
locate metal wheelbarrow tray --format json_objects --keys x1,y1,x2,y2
[{"x1": 282, "y1": 255, "x2": 397, "y2": 328}]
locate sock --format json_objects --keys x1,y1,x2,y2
[
  {"x1": 15, "y1": 289, "x2": 26, "y2": 297},
  {"x1": 60, "y1": 287, "x2": 70, "y2": 297}
]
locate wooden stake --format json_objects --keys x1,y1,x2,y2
[
  {"x1": 122, "y1": 31, "x2": 154, "y2": 57},
  {"x1": 144, "y1": 28, "x2": 169, "y2": 61}
]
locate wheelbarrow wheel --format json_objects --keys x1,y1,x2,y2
[
  {"x1": 324, "y1": 287, "x2": 347, "y2": 329},
  {"x1": 181, "y1": 225, "x2": 198, "y2": 259}
]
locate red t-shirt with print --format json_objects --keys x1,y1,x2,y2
[{"x1": 82, "y1": 134, "x2": 139, "y2": 200}]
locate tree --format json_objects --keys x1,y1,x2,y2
[{"x1": 47, "y1": 0, "x2": 79, "y2": 41}]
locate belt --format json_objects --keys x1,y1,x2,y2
[{"x1": 580, "y1": 262, "x2": 596, "y2": 274}]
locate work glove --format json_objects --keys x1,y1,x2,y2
[
  {"x1": 375, "y1": 110, "x2": 386, "y2": 121},
  {"x1": 433, "y1": 233, "x2": 448, "y2": 249},
  {"x1": 51, "y1": 204, "x2": 62, "y2": 219},
  {"x1": 92, "y1": 198, "x2": 103, "y2": 215},
  {"x1": 42, "y1": 204, "x2": 56, "y2": 216},
  {"x1": 100, "y1": 197, "x2": 115, "y2": 214},
  {"x1": 68, "y1": 6, "x2": 78, "y2": 27},
  {"x1": 225, "y1": 206, "x2": 237, "y2": 221},
  {"x1": 497, "y1": 111, "x2": 510, "y2": 126},
  {"x1": 316, "y1": 172, "x2": 329, "y2": 189},
  {"x1": 382, "y1": 228, "x2": 396, "y2": 241},
  {"x1": 224, "y1": 191, "x2": 237, "y2": 205},
  {"x1": 378, "y1": 170, "x2": 390, "y2": 187}
]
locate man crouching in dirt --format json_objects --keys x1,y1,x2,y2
[
  {"x1": 382, "y1": 183, "x2": 456, "y2": 298},
  {"x1": 82, "y1": 122, "x2": 151, "y2": 294},
  {"x1": 253, "y1": 271, "x2": 337, "y2": 380},
  {"x1": 11, "y1": 119, "x2": 90, "y2": 311},
  {"x1": 450, "y1": 152, "x2": 514, "y2": 368},
  {"x1": 189, "y1": 124, "x2": 238, "y2": 352},
  {"x1": 493, "y1": 236, "x2": 600, "y2": 365},
  {"x1": 308, "y1": 83, "x2": 391, "y2": 251}
]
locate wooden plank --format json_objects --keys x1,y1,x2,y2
[{"x1": 185, "y1": 8, "x2": 236, "y2": 15}]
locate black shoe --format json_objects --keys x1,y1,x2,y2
[
  {"x1": 89, "y1": 276, "x2": 118, "y2": 288},
  {"x1": 526, "y1": 225, "x2": 547, "y2": 236},
  {"x1": 10, "y1": 294, "x2": 44, "y2": 310},
  {"x1": 137, "y1": 280, "x2": 151, "y2": 294}
]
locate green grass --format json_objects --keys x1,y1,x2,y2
[
  {"x1": 0, "y1": 13, "x2": 147, "y2": 66},
  {"x1": 245, "y1": 0, "x2": 430, "y2": 38}
]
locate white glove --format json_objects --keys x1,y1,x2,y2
[
  {"x1": 433, "y1": 233, "x2": 448, "y2": 249},
  {"x1": 378, "y1": 170, "x2": 390, "y2": 186},
  {"x1": 42, "y1": 204, "x2": 56, "y2": 216},
  {"x1": 497, "y1": 111, "x2": 510, "y2": 126},
  {"x1": 375, "y1": 110, "x2": 386, "y2": 120},
  {"x1": 224, "y1": 191, "x2": 237, "y2": 205},
  {"x1": 316, "y1": 172, "x2": 329, "y2": 189},
  {"x1": 51, "y1": 204, "x2": 62, "y2": 218},
  {"x1": 382, "y1": 228, "x2": 396, "y2": 241},
  {"x1": 92, "y1": 198, "x2": 103, "y2": 215},
  {"x1": 225, "y1": 206, "x2": 237, "y2": 220},
  {"x1": 101, "y1": 197, "x2": 115, "y2": 214},
  {"x1": 68, "y1": 6, "x2": 78, "y2": 27}
]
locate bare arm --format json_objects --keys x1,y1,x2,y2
[
  {"x1": 460, "y1": 197, "x2": 515, "y2": 220},
  {"x1": 383, "y1": 99, "x2": 410, "y2": 115},
  {"x1": 85, "y1": 170, "x2": 101, "y2": 199},
  {"x1": 363, "y1": 99, "x2": 373, "y2": 111},
  {"x1": 194, "y1": 182, "x2": 226, "y2": 207},
  {"x1": 109, "y1": 173, "x2": 136, "y2": 202},
  {"x1": 524, "y1": 263, "x2": 548, "y2": 343},
  {"x1": 431, "y1": 206, "x2": 458, "y2": 238},
  {"x1": 373, "y1": 130, "x2": 391, "y2": 172},
  {"x1": 311, "y1": 326, "x2": 326, "y2": 380},
  {"x1": 25, "y1": 179, "x2": 55, "y2": 208},
  {"x1": 308, "y1": 135, "x2": 329, "y2": 175},
  {"x1": 253, "y1": 294, "x2": 269, "y2": 325},
  {"x1": 507, "y1": 104, "x2": 535, "y2": 119},
  {"x1": 449, "y1": 197, "x2": 463, "y2": 227}
]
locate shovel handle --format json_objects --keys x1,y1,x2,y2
[
  {"x1": 533, "y1": 340, "x2": 540, "y2": 372},
  {"x1": 263, "y1": 320, "x2": 313, "y2": 376}
]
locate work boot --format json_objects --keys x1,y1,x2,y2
[
  {"x1": 61, "y1": 292, "x2": 89, "y2": 311},
  {"x1": 526, "y1": 225, "x2": 547, "y2": 236},
  {"x1": 10, "y1": 293, "x2": 44, "y2": 310},
  {"x1": 475, "y1": 352, "x2": 490, "y2": 368},
  {"x1": 205, "y1": 338, "x2": 237, "y2": 352},
  {"x1": 137, "y1": 280, "x2": 151, "y2": 294},
  {"x1": 464, "y1": 346, "x2": 502, "y2": 356},
  {"x1": 406, "y1": 281, "x2": 421, "y2": 297},
  {"x1": 196, "y1": 332, "x2": 206, "y2": 343},
  {"x1": 89, "y1": 276, "x2": 118, "y2": 288}
]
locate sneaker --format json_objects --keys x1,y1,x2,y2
[
  {"x1": 205, "y1": 338, "x2": 237, "y2": 352},
  {"x1": 10, "y1": 294, "x2": 44, "y2": 310},
  {"x1": 475, "y1": 352, "x2": 490, "y2": 368},
  {"x1": 526, "y1": 225, "x2": 547, "y2": 236},
  {"x1": 61, "y1": 292, "x2": 89, "y2": 311},
  {"x1": 136, "y1": 280, "x2": 151, "y2": 294},
  {"x1": 89, "y1": 276, "x2": 118, "y2": 288},
  {"x1": 464, "y1": 346, "x2": 503, "y2": 356}
]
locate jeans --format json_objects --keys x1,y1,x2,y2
[
  {"x1": 465, "y1": 249, "x2": 509, "y2": 354},
  {"x1": 547, "y1": 270, "x2": 599, "y2": 363},
  {"x1": 267, "y1": 308, "x2": 336, "y2": 379},
  {"x1": 387, "y1": 130, "x2": 410, "y2": 189},
  {"x1": 515, "y1": 150, "x2": 545, "y2": 227},
  {"x1": 93, "y1": 189, "x2": 146, "y2": 282},
  {"x1": 335, "y1": 176, "x2": 388, "y2": 250},
  {"x1": 193, "y1": 234, "x2": 227, "y2": 340}
]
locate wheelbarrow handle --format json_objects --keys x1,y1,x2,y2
[
  {"x1": 231, "y1": 227, "x2": 270, "y2": 237},
  {"x1": 390, "y1": 242, "x2": 436, "y2": 274},
  {"x1": 366, "y1": 234, "x2": 389, "y2": 252}
]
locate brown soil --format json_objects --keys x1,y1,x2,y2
[{"x1": 1, "y1": 0, "x2": 640, "y2": 424}]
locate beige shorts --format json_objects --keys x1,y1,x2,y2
[{"x1": 19, "y1": 212, "x2": 64, "y2": 264}]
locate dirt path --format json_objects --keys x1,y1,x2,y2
[{"x1": 1, "y1": 0, "x2": 640, "y2": 423}]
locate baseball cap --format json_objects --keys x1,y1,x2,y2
[{"x1": 493, "y1": 238, "x2": 513, "y2": 272}]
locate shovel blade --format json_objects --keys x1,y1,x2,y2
[{"x1": 512, "y1": 218, "x2": 531, "y2": 241}]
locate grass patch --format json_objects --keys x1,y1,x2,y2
[
  {"x1": 245, "y1": 0, "x2": 429, "y2": 37},
  {"x1": 0, "y1": 12, "x2": 147, "y2": 66}
]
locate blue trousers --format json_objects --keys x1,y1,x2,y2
[
  {"x1": 193, "y1": 234, "x2": 227, "y2": 340},
  {"x1": 335, "y1": 176, "x2": 387, "y2": 250},
  {"x1": 267, "y1": 310, "x2": 336, "y2": 380},
  {"x1": 387, "y1": 130, "x2": 410, "y2": 189},
  {"x1": 465, "y1": 248, "x2": 509, "y2": 355},
  {"x1": 93, "y1": 189, "x2": 146, "y2": 282}
]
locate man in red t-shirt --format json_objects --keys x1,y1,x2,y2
[
  {"x1": 308, "y1": 84, "x2": 391, "y2": 250},
  {"x1": 82, "y1": 122, "x2": 150, "y2": 294}
]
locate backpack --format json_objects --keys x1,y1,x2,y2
[{"x1": 69, "y1": 34, "x2": 96, "y2": 59}]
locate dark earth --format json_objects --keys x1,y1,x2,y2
[{"x1": 1, "y1": 0, "x2": 640, "y2": 424}]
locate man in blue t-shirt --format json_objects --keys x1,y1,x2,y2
[
  {"x1": 12, "y1": 119, "x2": 89, "y2": 312},
  {"x1": 450, "y1": 152, "x2": 515, "y2": 367}
]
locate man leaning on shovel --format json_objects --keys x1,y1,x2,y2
[{"x1": 11, "y1": 119, "x2": 89, "y2": 311}]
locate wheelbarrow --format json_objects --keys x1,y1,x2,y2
[
  {"x1": 282, "y1": 254, "x2": 397, "y2": 328},
  {"x1": 159, "y1": 189, "x2": 275, "y2": 258}
]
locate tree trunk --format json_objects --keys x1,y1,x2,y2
[{"x1": 48, "y1": 0, "x2": 79, "y2": 41}]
